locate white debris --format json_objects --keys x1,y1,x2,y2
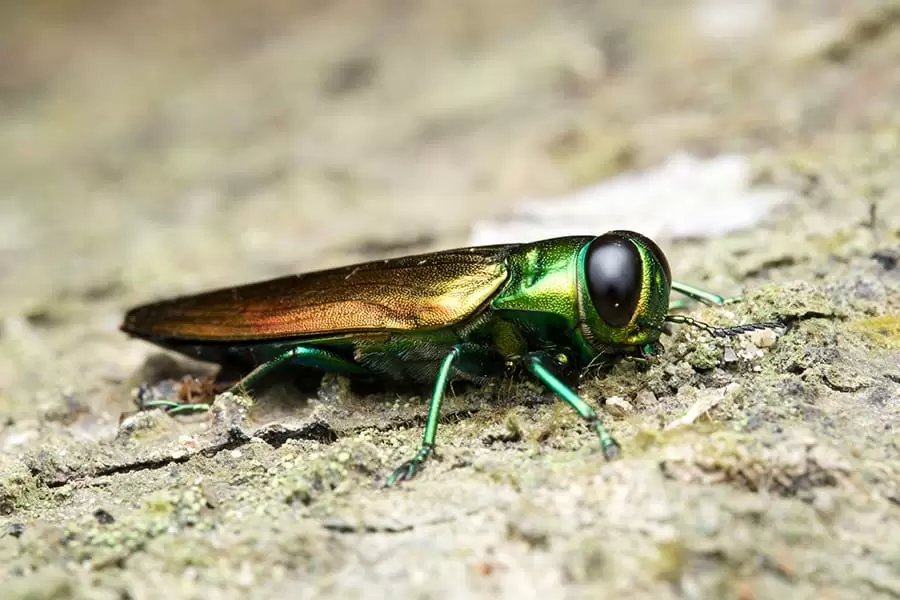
[
  {"x1": 469, "y1": 153, "x2": 789, "y2": 245},
  {"x1": 692, "y1": 0, "x2": 774, "y2": 42},
  {"x1": 605, "y1": 396, "x2": 634, "y2": 416},
  {"x1": 666, "y1": 382, "x2": 741, "y2": 430},
  {"x1": 635, "y1": 389, "x2": 658, "y2": 406},
  {"x1": 748, "y1": 327, "x2": 779, "y2": 348}
]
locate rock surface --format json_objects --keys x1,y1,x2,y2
[{"x1": 1, "y1": 1, "x2": 899, "y2": 598}]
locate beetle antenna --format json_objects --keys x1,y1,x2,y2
[{"x1": 664, "y1": 314, "x2": 783, "y2": 338}]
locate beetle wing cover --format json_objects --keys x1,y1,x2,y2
[{"x1": 122, "y1": 246, "x2": 513, "y2": 341}]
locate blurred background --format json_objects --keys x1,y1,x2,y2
[{"x1": 0, "y1": 0, "x2": 896, "y2": 413}]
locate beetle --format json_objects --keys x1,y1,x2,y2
[{"x1": 121, "y1": 231, "x2": 778, "y2": 485}]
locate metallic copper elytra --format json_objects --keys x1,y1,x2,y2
[{"x1": 123, "y1": 246, "x2": 512, "y2": 341}]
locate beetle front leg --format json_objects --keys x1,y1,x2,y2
[
  {"x1": 524, "y1": 352, "x2": 620, "y2": 460},
  {"x1": 670, "y1": 281, "x2": 741, "y2": 307}
]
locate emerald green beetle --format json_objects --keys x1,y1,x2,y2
[{"x1": 122, "y1": 231, "x2": 778, "y2": 485}]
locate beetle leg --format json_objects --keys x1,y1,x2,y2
[
  {"x1": 524, "y1": 352, "x2": 619, "y2": 460},
  {"x1": 229, "y1": 346, "x2": 368, "y2": 394},
  {"x1": 385, "y1": 345, "x2": 463, "y2": 487},
  {"x1": 138, "y1": 346, "x2": 367, "y2": 414},
  {"x1": 671, "y1": 281, "x2": 741, "y2": 307},
  {"x1": 136, "y1": 379, "x2": 214, "y2": 415},
  {"x1": 667, "y1": 297, "x2": 692, "y2": 312}
]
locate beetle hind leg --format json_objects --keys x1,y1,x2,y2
[
  {"x1": 137, "y1": 345, "x2": 367, "y2": 415},
  {"x1": 135, "y1": 379, "x2": 217, "y2": 415}
]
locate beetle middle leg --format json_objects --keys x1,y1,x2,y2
[
  {"x1": 385, "y1": 345, "x2": 463, "y2": 486},
  {"x1": 384, "y1": 342, "x2": 506, "y2": 486}
]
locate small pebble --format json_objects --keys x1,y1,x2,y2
[
  {"x1": 740, "y1": 341, "x2": 764, "y2": 360},
  {"x1": 605, "y1": 396, "x2": 634, "y2": 416},
  {"x1": 635, "y1": 389, "x2": 657, "y2": 406},
  {"x1": 749, "y1": 328, "x2": 778, "y2": 348},
  {"x1": 812, "y1": 490, "x2": 836, "y2": 518}
]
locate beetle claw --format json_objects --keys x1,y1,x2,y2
[
  {"x1": 602, "y1": 439, "x2": 621, "y2": 461},
  {"x1": 385, "y1": 460, "x2": 421, "y2": 487},
  {"x1": 385, "y1": 461, "x2": 418, "y2": 487},
  {"x1": 384, "y1": 446, "x2": 433, "y2": 487}
]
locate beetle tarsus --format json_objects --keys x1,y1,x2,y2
[
  {"x1": 385, "y1": 446, "x2": 432, "y2": 487},
  {"x1": 600, "y1": 437, "x2": 620, "y2": 461},
  {"x1": 138, "y1": 399, "x2": 210, "y2": 414},
  {"x1": 166, "y1": 402, "x2": 211, "y2": 415}
]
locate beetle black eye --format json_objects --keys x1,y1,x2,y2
[
  {"x1": 584, "y1": 234, "x2": 642, "y2": 328},
  {"x1": 614, "y1": 230, "x2": 671, "y2": 287}
]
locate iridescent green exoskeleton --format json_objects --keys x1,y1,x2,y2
[{"x1": 121, "y1": 231, "x2": 778, "y2": 485}]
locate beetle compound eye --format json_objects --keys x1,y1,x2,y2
[
  {"x1": 612, "y1": 230, "x2": 671, "y2": 287},
  {"x1": 585, "y1": 234, "x2": 642, "y2": 328}
]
